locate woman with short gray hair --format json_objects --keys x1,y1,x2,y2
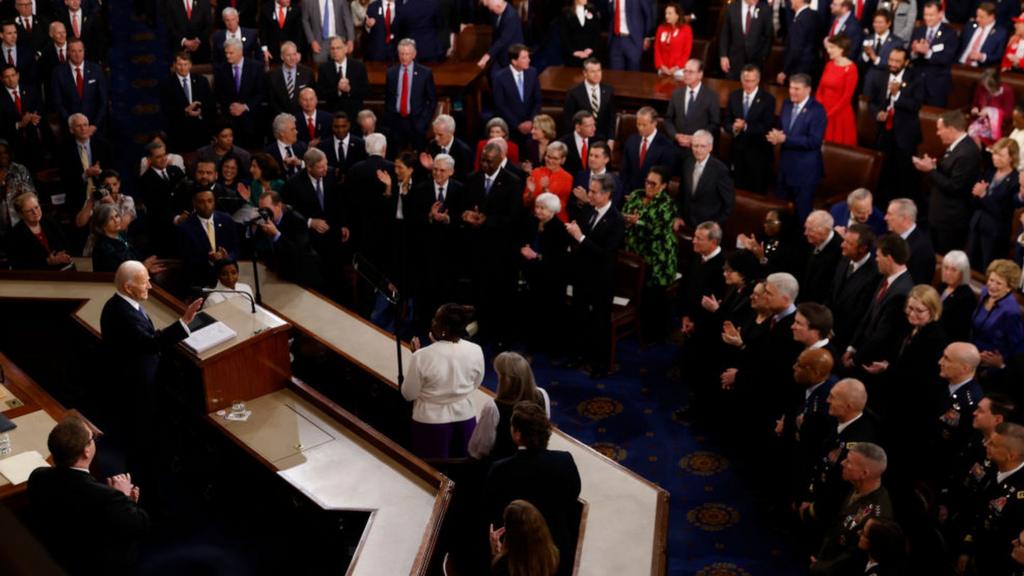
[{"x1": 939, "y1": 250, "x2": 978, "y2": 342}]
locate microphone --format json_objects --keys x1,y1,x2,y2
[{"x1": 195, "y1": 287, "x2": 257, "y2": 313}]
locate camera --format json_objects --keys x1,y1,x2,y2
[{"x1": 91, "y1": 186, "x2": 111, "y2": 202}]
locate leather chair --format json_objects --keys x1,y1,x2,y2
[
  {"x1": 856, "y1": 95, "x2": 877, "y2": 148},
  {"x1": 817, "y1": 142, "x2": 882, "y2": 208},
  {"x1": 691, "y1": 38, "x2": 712, "y2": 67},
  {"x1": 917, "y1": 105, "x2": 947, "y2": 160},
  {"x1": 613, "y1": 112, "x2": 638, "y2": 170},
  {"x1": 722, "y1": 189, "x2": 793, "y2": 247},
  {"x1": 763, "y1": 43, "x2": 786, "y2": 85},
  {"x1": 453, "y1": 25, "x2": 492, "y2": 62},
  {"x1": 948, "y1": 64, "x2": 983, "y2": 111}
]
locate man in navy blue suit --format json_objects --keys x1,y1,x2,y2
[
  {"x1": 768, "y1": 73, "x2": 826, "y2": 221},
  {"x1": 869, "y1": 47, "x2": 922, "y2": 203},
  {"x1": 956, "y1": 2, "x2": 1008, "y2": 67},
  {"x1": 829, "y1": 188, "x2": 887, "y2": 236},
  {"x1": 211, "y1": 6, "x2": 260, "y2": 65},
  {"x1": 265, "y1": 112, "x2": 308, "y2": 178},
  {"x1": 177, "y1": 188, "x2": 240, "y2": 288},
  {"x1": 51, "y1": 37, "x2": 106, "y2": 129},
  {"x1": 860, "y1": 9, "x2": 903, "y2": 101},
  {"x1": 825, "y1": 0, "x2": 864, "y2": 63},
  {"x1": 620, "y1": 106, "x2": 676, "y2": 193},
  {"x1": 477, "y1": 0, "x2": 523, "y2": 71},
  {"x1": 362, "y1": 0, "x2": 396, "y2": 62},
  {"x1": 0, "y1": 64, "x2": 44, "y2": 168},
  {"x1": 778, "y1": 0, "x2": 820, "y2": 85},
  {"x1": 165, "y1": 0, "x2": 212, "y2": 64},
  {"x1": 491, "y1": 43, "x2": 541, "y2": 148},
  {"x1": 384, "y1": 38, "x2": 435, "y2": 152},
  {"x1": 570, "y1": 141, "x2": 622, "y2": 221},
  {"x1": 909, "y1": 1, "x2": 959, "y2": 106},
  {"x1": 0, "y1": 21, "x2": 35, "y2": 87},
  {"x1": 607, "y1": 0, "x2": 652, "y2": 71},
  {"x1": 319, "y1": 111, "x2": 366, "y2": 180},
  {"x1": 213, "y1": 37, "x2": 264, "y2": 148}
]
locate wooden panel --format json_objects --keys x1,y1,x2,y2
[{"x1": 199, "y1": 328, "x2": 291, "y2": 412}]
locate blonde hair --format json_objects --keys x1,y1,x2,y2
[
  {"x1": 987, "y1": 259, "x2": 1023, "y2": 291},
  {"x1": 907, "y1": 284, "x2": 943, "y2": 321},
  {"x1": 532, "y1": 114, "x2": 557, "y2": 141},
  {"x1": 494, "y1": 352, "x2": 544, "y2": 407},
  {"x1": 991, "y1": 137, "x2": 1021, "y2": 169}
]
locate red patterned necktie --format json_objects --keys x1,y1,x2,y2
[{"x1": 75, "y1": 66, "x2": 85, "y2": 98}]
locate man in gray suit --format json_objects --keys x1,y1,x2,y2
[
  {"x1": 302, "y1": 0, "x2": 356, "y2": 63},
  {"x1": 663, "y1": 59, "x2": 720, "y2": 160}
]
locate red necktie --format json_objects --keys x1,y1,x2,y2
[
  {"x1": 399, "y1": 66, "x2": 410, "y2": 116},
  {"x1": 875, "y1": 279, "x2": 889, "y2": 303},
  {"x1": 580, "y1": 138, "x2": 588, "y2": 164},
  {"x1": 829, "y1": 18, "x2": 839, "y2": 37},
  {"x1": 638, "y1": 136, "x2": 648, "y2": 167},
  {"x1": 6, "y1": 49, "x2": 12, "y2": 67},
  {"x1": 12, "y1": 90, "x2": 21, "y2": 115},
  {"x1": 58, "y1": 47, "x2": 65, "y2": 63},
  {"x1": 75, "y1": 66, "x2": 84, "y2": 98},
  {"x1": 855, "y1": 0, "x2": 863, "y2": 20},
  {"x1": 24, "y1": 17, "x2": 31, "y2": 33},
  {"x1": 885, "y1": 107, "x2": 894, "y2": 130},
  {"x1": 613, "y1": 0, "x2": 622, "y2": 36},
  {"x1": 385, "y1": 2, "x2": 392, "y2": 43},
  {"x1": 308, "y1": 116, "x2": 316, "y2": 139},
  {"x1": 185, "y1": 0, "x2": 192, "y2": 21},
  {"x1": 231, "y1": 0, "x2": 237, "y2": 6},
  {"x1": 72, "y1": 14, "x2": 80, "y2": 38},
  {"x1": 278, "y1": 7, "x2": 286, "y2": 29},
  {"x1": 744, "y1": 6, "x2": 752, "y2": 36}
]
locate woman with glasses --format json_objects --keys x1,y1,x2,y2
[{"x1": 8, "y1": 192, "x2": 71, "y2": 270}]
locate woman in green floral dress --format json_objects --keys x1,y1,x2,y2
[{"x1": 622, "y1": 165, "x2": 678, "y2": 341}]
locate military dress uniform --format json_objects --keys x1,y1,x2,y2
[
  {"x1": 805, "y1": 413, "x2": 881, "y2": 528},
  {"x1": 961, "y1": 466, "x2": 1024, "y2": 576},
  {"x1": 811, "y1": 486, "x2": 895, "y2": 575},
  {"x1": 935, "y1": 381, "x2": 984, "y2": 490}
]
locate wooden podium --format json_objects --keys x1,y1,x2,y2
[{"x1": 177, "y1": 300, "x2": 292, "y2": 413}]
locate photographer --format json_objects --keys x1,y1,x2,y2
[
  {"x1": 75, "y1": 170, "x2": 136, "y2": 255},
  {"x1": 255, "y1": 189, "x2": 324, "y2": 289}
]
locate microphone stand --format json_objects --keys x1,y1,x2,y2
[
  {"x1": 199, "y1": 288, "x2": 257, "y2": 313},
  {"x1": 352, "y1": 253, "x2": 405, "y2": 388}
]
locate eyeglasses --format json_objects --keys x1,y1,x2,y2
[{"x1": 644, "y1": 180, "x2": 661, "y2": 186}]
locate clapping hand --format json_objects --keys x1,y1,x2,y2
[
  {"x1": 700, "y1": 294, "x2": 720, "y2": 312},
  {"x1": 565, "y1": 220, "x2": 583, "y2": 241},
  {"x1": 912, "y1": 154, "x2": 937, "y2": 172},
  {"x1": 972, "y1": 181, "x2": 988, "y2": 198},
  {"x1": 489, "y1": 524, "x2": 506, "y2": 557},
  {"x1": 721, "y1": 321, "x2": 743, "y2": 347}
]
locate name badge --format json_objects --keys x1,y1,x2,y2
[
  {"x1": 932, "y1": 44, "x2": 944, "y2": 53},
  {"x1": 88, "y1": 79, "x2": 96, "y2": 84}
]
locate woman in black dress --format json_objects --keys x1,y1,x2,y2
[
  {"x1": 938, "y1": 250, "x2": 978, "y2": 342},
  {"x1": 518, "y1": 192, "x2": 572, "y2": 354},
  {"x1": 559, "y1": 0, "x2": 602, "y2": 68}
]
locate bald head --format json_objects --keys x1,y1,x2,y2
[
  {"x1": 115, "y1": 261, "x2": 151, "y2": 301},
  {"x1": 939, "y1": 342, "x2": 980, "y2": 383},
  {"x1": 794, "y1": 348, "x2": 834, "y2": 386},
  {"x1": 828, "y1": 378, "x2": 868, "y2": 421}
]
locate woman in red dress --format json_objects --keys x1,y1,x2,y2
[
  {"x1": 816, "y1": 35, "x2": 858, "y2": 146},
  {"x1": 654, "y1": 3, "x2": 692, "y2": 78}
]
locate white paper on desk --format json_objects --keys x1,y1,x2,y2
[
  {"x1": 0, "y1": 450, "x2": 50, "y2": 484},
  {"x1": 183, "y1": 321, "x2": 238, "y2": 354}
]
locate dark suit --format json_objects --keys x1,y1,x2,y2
[
  {"x1": 59, "y1": 136, "x2": 112, "y2": 213},
  {"x1": 663, "y1": 84, "x2": 720, "y2": 150},
  {"x1": 487, "y1": 2, "x2": 524, "y2": 70},
  {"x1": 50, "y1": 60, "x2": 107, "y2": 128},
  {"x1": 258, "y1": 205, "x2": 325, "y2": 288},
  {"x1": 485, "y1": 449, "x2": 582, "y2": 576},
  {"x1": 570, "y1": 203, "x2": 624, "y2": 371},
  {"x1": 213, "y1": 58, "x2": 265, "y2": 148},
  {"x1": 783, "y1": 7, "x2": 821, "y2": 78},
  {"x1": 828, "y1": 255, "x2": 882, "y2": 352},
  {"x1": 159, "y1": 72, "x2": 215, "y2": 153},
  {"x1": 176, "y1": 211, "x2": 240, "y2": 287},
  {"x1": 164, "y1": 0, "x2": 212, "y2": 62},
  {"x1": 955, "y1": 20, "x2": 1009, "y2": 67},
  {"x1": 571, "y1": 170, "x2": 623, "y2": 220},
  {"x1": 35, "y1": 43, "x2": 67, "y2": 97},
  {"x1": 829, "y1": 202, "x2": 886, "y2": 236},
  {"x1": 28, "y1": 467, "x2": 150, "y2": 575},
  {"x1": 259, "y1": 1, "x2": 305, "y2": 60},
  {"x1": 13, "y1": 14, "x2": 49, "y2": 54},
  {"x1": 316, "y1": 56, "x2": 368, "y2": 120},
  {"x1": 804, "y1": 412, "x2": 882, "y2": 527},
  {"x1": 940, "y1": 283, "x2": 977, "y2": 342},
  {"x1": 320, "y1": 133, "x2": 367, "y2": 180},
  {"x1": 849, "y1": 269, "x2": 913, "y2": 365},
  {"x1": 562, "y1": 81, "x2": 615, "y2": 142},
  {"x1": 139, "y1": 166, "x2": 189, "y2": 257},
  {"x1": 860, "y1": 32, "x2": 903, "y2": 101},
  {"x1": 725, "y1": 87, "x2": 775, "y2": 193},
  {"x1": 392, "y1": 0, "x2": 444, "y2": 61},
  {"x1": 1, "y1": 42, "x2": 36, "y2": 87},
  {"x1": 346, "y1": 154, "x2": 395, "y2": 274},
  {"x1": 825, "y1": 13, "x2": 864, "y2": 62},
  {"x1": 620, "y1": 130, "x2": 676, "y2": 193},
  {"x1": 607, "y1": 0, "x2": 652, "y2": 71},
  {"x1": 927, "y1": 134, "x2": 982, "y2": 253},
  {"x1": 425, "y1": 137, "x2": 473, "y2": 183},
  {"x1": 898, "y1": 226, "x2": 935, "y2": 285},
  {"x1": 491, "y1": 65, "x2": 542, "y2": 145},
  {"x1": 407, "y1": 177, "x2": 463, "y2": 318},
  {"x1": 559, "y1": 4, "x2": 602, "y2": 68},
  {"x1": 967, "y1": 168, "x2": 1019, "y2": 270},
  {"x1": 265, "y1": 139, "x2": 308, "y2": 179},
  {"x1": 800, "y1": 233, "x2": 843, "y2": 304},
  {"x1": 296, "y1": 109, "x2": 334, "y2": 144},
  {"x1": 678, "y1": 156, "x2": 734, "y2": 229},
  {"x1": 0, "y1": 83, "x2": 44, "y2": 166},
  {"x1": 211, "y1": 27, "x2": 260, "y2": 65},
  {"x1": 909, "y1": 23, "x2": 959, "y2": 106},
  {"x1": 556, "y1": 132, "x2": 591, "y2": 177},
  {"x1": 870, "y1": 66, "x2": 924, "y2": 202},
  {"x1": 777, "y1": 97, "x2": 827, "y2": 221},
  {"x1": 384, "y1": 62, "x2": 435, "y2": 151},
  {"x1": 362, "y1": 0, "x2": 396, "y2": 62},
  {"x1": 282, "y1": 169, "x2": 350, "y2": 296},
  {"x1": 267, "y1": 64, "x2": 314, "y2": 118},
  {"x1": 56, "y1": 8, "x2": 105, "y2": 58},
  {"x1": 718, "y1": 0, "x2": 773, "y2": 79},
  {"x1": 7, "y1": 217, "x2": 68, "y2": 270}
]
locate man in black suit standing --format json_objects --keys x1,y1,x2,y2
[
  {"x1": 828, "y1": 223, "x2": 880, "y2": 353},
  {"x1": 57, "y1": 0, "x2": 104, "y2": 59},
  {"x1": 778, "y1": 0, "x2": 821, "y2": 85},
  {"x1": 316, "y1": 35, "x2": 367, "y2": 121},
  {"x1": 50, "y1": 37, "x2": 107, "y2": 130},
  {"x1": 296, "y1": 86, "x2": 333, "y2": 146},
  {"x1": 139, "y1": 139, "x2": 189, "y2": 257},
  {"x1": 884, "y1": 197, "x2": 936, "y2": 285},
  {"x1": 424, "y1": 113, "x2": 472, "y2": 183},
  {"x1": 799, "y1": 210, "x2": 843, "y2": 304},
  {"x1": 565, "y1": 172, "x2": 624, "y2": 378},
  {"x1": 260, "y1": 0, "x2": 304, "y2": 63},
  {"x1": 211, "y1": 6, "x2": 260, "y2": 65},
  {"x1": 35, "y1": 20, "x2": 68, "y2": 97},
  {"x1": 664, "y1": 59, "x2": 720, "y2": 160},
  {"x1": 1, "y1": 20, "x2": 35, "y2": 87},
  {"x1": 408, "y1": 152, "x2": 462, "y2": 330},
  {"x1": 164, "y1": 0, "x2": 212, "y2": 63},
  {"x1": 461, "y1": 141, "x2": 522, "y2": 344},
  {"x1": 177, "y1": 188, "x2": 240, "y2": 288},
  {"x1": 214, "y1": 37, "x2": 264, "y2": 149},
  {"x1": 256, "y1": 188, "x2": 325, "y2": 289},
  {"x1": 345, "y1": 133, "x2": 396, "y2": 304},
  {"x1": 28, "y1": 416, "x2": 150, "y2": 575},
  {"x1": 556, "y1": 110, "x2": 596, "y2": 178},
  {"x1": 0, "y1": 63, "x2": 43, "y2": 169},
  {"x1": 268, "y1": 40, "x2": 313, "y2": 118},
  {"x1": 677, "y1": 221, "x2": 727, "y2": 409},
  {"x1": 913, "y1": 109, "x2": 982, "y2": 254},
  {"x1": 159, "y1": 51, "x2": 214, "y2": 153},
  {"x1": 870, "y1": 47, "x2": 922, "y2": 204},
  {"x1": 319, "y1": 111, "x2": 365, "y2": 181},
  {"x1": 620, "y1": 106, "x2": 676, "y2": 193},
  {"x1": 385, "y1": 37, "x2": 435, "y2": 152},
  {"x1": 725, "y1": 64, "x2": 775, "y2": 193},
  {"x1": 843, "y1": 234, "x2": 913, "y2": 380},
  {"x1": 265, "y1": 112, "x2": 308, "y2": 178},
  {"x1": 99, "y1": 261, "x2": 202, "y2": 487},
  {"x1": 718, "y1": 0, "x2": 774, "y2": 80},
  {"x1": 562, "y1": 57, "x2": 615, "y2": 143},
  {"x1": 485, "y1": 402, "x2": 581, "y2": 576},
  {"x1": 12, "y1": 0, "x2": 48, "y2": 54},
  {"x1": 673, "y1": 130, "x2": 734, "y2": 233}
]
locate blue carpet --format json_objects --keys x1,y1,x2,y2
[{"x1": 483, "y1": 339, "x2": 809, "y2": 576}]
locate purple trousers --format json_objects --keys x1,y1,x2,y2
[{"x1": 410, "y1": 417, "x2": 477, "y2": 460}]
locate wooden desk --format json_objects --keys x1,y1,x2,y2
[
  {"x1": 240, "y1": 263, "x2": 670, "y2": 576},
  {"x1": 365, "y1": 61, "x2": 486, "y2": 134}
]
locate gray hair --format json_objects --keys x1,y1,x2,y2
[
  {"x1": 847, "y1": 187, "x2": 872, "y2": 205},
  {"x1": 485, "y1": 116, "x2": 510, "y2": 136},
  {"x1": 303, "y1": 147, "x2": 326, "y2": 166},
  {"x1": 546, "y1": 140, "x2": 568, "y2": 158},
  {"x1": 223, "y1": 37, "x2": 243, "y2": 52},
  {"x1": 272, "y1": 113, "x2": 296, "y2": 139},
  {"x1": 591, "y1": 172, "x2": 616, "y2": 196},
  {"x1": 534, "y1": 192, "x2": 561, "y2": 214},
  {"x1": 849, "y1": 442, "x2": 888, "y2": 474},
  {"x1": 696, "y1": 221, "x2": 723, "y2": 243},
  {"x1": 68, "y1": 112, "x2": 88, "y2": 129},
  {"x1": 433, "y1": 114, "x2": 456, "y2": 135},
  {"x1": 221, "y1": 6, "x2": 238, "y2": 19},
  {"x1": 889, "y1": 198, "x2": 918, "y2": 222},
  {"x1": 280, "y1": 41, "x2": 298, "y2": 54},
  {"x1": 357, "y1": 109, "x2": 377, "y2": 123},
  {"x1": 433, "y1": 153, "x2": 454, "y2": 170},
  {"x1": 398, "y1": 38, "x2": 416, "y2": 50},
  {"x1": 365, "y1": 133, "x2": 387, "y2": 156},
  {"x1": 692, "y1": 129, "x2": 713, "y2": 146},
  {"x1": 806, "y1": 209, "x2": 834, "y2": 231},
  {"x1": 91, "y1": 203, "x2": 120, "y2": 236},
  {"x1": 943, "y1": 250, "x2": 972, "y2": 286},
  {"x1": 996, "y1": 422, "x2": 1024, "y2": 459},
  {"x1": 766, "y1": 272, "x2": 800, "y2": 303}
]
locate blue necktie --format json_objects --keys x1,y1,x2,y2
[
  {"x1": 485, "y1": 175, "x2": 494, "y2": 194},
  {"x1": 742, "y1": 93, "x2": 751, "y2": 119},
  {"x1": 316, "y1": 178, "x2": 324, "y2": 209},
  {"x1": 789, "y1": 104, "x2": 800, "y2": 132},
  {"x1": 321, "y1": 0, "x2": 331, "y2": 40},
  {"x1": 516, "y1": 72, "x2": 524, "y2": 101}
]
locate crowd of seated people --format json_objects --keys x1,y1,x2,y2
[{"x1": 5, "y1": 0, "x2": 1024, "y2": 574}]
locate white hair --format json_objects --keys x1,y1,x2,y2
[
  {"x1": 272, "y1": 113, "x2": 296, "y2": 138},
  {"x1": 692, "y1": 129, "x2": 713, "y2": 146},
  {"x1": 535, "y1": 192, "x2": 561, "y2": 214},
  {"x1": 221, "y1": 6, "x2": 238, "y2": 19},
  {"x1": 365, "y1": 133, "x2": 387, "y2": 156},
  {"x1": 303, "y1": 147, "x2": 326, "y2": 166},
  {"x1": 433, "y1": 153, "x2": 454, "y2": 170},
  {"x1": 398, "y1": 38, "x2": 416, "y2": 50},
  {"x1": 766, "y1": 272, "x2": 799, "y2": 303},
  {"x1": 806, "y1": 209, "x2": 834, "y2": 231},
  {"x1": 433, "y1": 114, "x2": 456, "y2": 135},
  {"x1": 943, "y1": 250, "x2": 972, "y2": 286},
  {"x1": 223, "y1": 37, "x2": 243, "y2": 52},
  {"x1": 67, "y1": 112, "x2": 88, "y2": 129},
  {"x1": 847, "y1": 187, "x2": 872, "y2": 205}
]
